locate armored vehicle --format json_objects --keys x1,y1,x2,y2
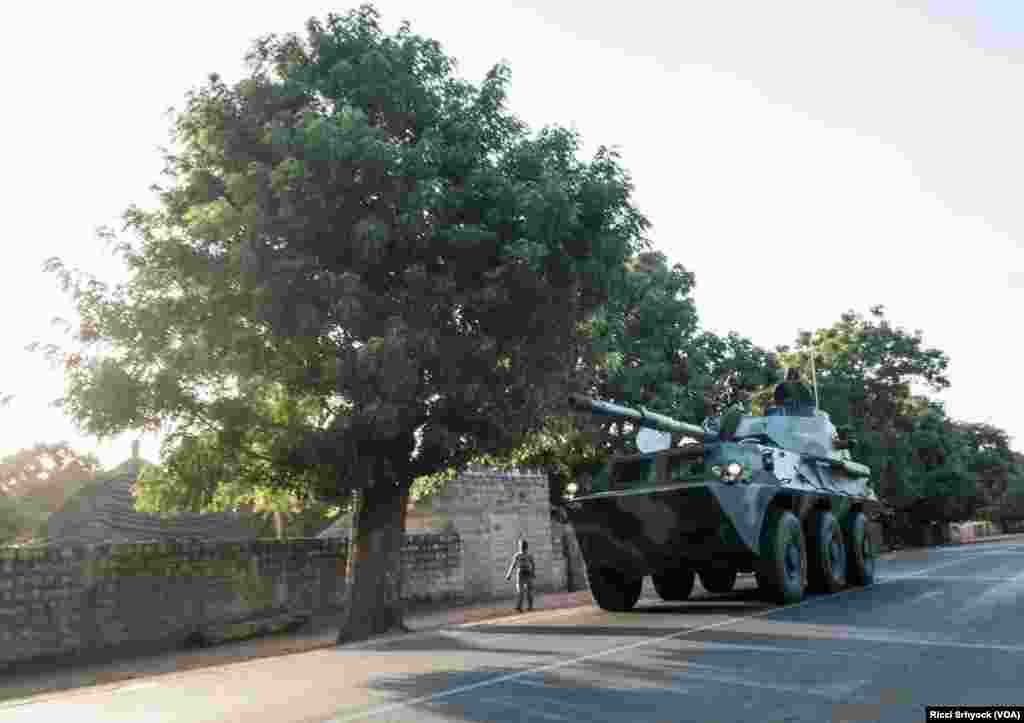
[{"x1": 564, "y1": 394, "x2": 881, "y2": 610}]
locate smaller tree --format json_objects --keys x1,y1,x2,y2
[
  {"x1": 688, "y1": 331, "x2": 780, "y2": 420},
  {"x1": 133, "y1": 385, "x2": 350, "y2": 539},
  {"x1": 0, "y1": 443, "x2": 101, "y2": 542},
  {"x1": 956, "y1": 422, "x2": 1018, "y2": 510},
  {"x1": 487, "y1": 252, "x2": 779, "y2": 507},
  {"x1": 773, "y1": 306, "x2": 950, "y2": 500},
  {"x1": 0, "y1": 495, "x2": 29, "y2": 544}
]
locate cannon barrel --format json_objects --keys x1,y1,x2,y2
[{"x1": 568, "y1": 394, "x2": 712, "y2": 441}]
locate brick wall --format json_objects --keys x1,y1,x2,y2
[{"x1": 0, "y1": 532, "x2": 461, "y2": 669}]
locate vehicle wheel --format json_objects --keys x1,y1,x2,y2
[
  {"x1": 808, "y1": 510, "x2": 847, "y2": 594},
  {"x1": 699, "y1": 567, "x2": 738, "y2": 594},
  {"x1": 651, "y1": 566, "x2": 696, "y2": 601},
  {"x1": 755, "y1": 508, "x2": 807, "y2": 605},
  {"x1": 845, "y1": 511, "x2": 877, "y2": 587},
  {"x1": 588, "y1": 567, "x2": 643, "y2": 611}
]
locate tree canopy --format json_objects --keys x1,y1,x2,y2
[
  {"x1": 763, "y1": 305, "x2": 1024, "y2": 535},
  {"x1": 43, "y1": 5, "x2": 649, "y2": 640}
]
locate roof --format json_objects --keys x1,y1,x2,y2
[{"x1": 44, "y1": 459, "x2": 265, "y2": 545}]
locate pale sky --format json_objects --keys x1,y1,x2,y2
[{"x1": 1, "y1": 1, "x2": 1021, "y2": 468}]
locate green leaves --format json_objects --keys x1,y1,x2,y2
[
  {"x1": 41, "y1": 5, "x2": 645, "y2": 514},
  {"x1": 771, "y1": 306, "x2": 1024, "y2": 524}
]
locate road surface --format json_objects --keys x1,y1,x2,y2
[{"x1": 2, "y1": 540, "x2": 1023, "y2": 722}]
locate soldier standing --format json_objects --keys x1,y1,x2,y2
[
  {"x1": 505, "y1": 539, "x2": 536, "y2": 612},
  {"x1": 774, "y1": 367, "x2": 814, "y2": 413}
]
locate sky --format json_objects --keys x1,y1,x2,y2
[{"x1": 1, "y1": 1, "x2": 1021, "y2": 468}]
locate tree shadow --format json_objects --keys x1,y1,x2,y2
[
  {"x1": 344, "y1": 651, "x2": 873, "y2": 723},
  {"x1": 343, "y1": 661, "x2": 798, "y2": 722}
]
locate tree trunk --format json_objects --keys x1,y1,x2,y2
[
  {"x1": 336, "y1": 476, "x2": 411, "y2": 644},
  {"x1": 273, "y1": 510, "x2": 286, "y2": 540}
]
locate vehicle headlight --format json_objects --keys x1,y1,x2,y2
[
  {"x1": 565, "y1": 482, "x2": 579, "y2": 496},
  {"x1": 715, "y1": 461, "x2": 745, "y2": 482}
]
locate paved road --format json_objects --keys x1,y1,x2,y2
[{"x1": 2, "y1": 540, "x2": 1023, "y2": 722}]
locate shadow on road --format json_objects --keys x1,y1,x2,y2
[
  {"x1": 347, "y1": 661, "x2": 795, "y2": 723},
  {"x1": 349, "y1": 645, "x2": 893, "y2": 723}
]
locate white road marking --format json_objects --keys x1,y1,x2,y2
[
  {"x1": 328, "y1": 551, "x2": 1004, "y2": 722},
  {"x1": 956, "y1": 568, "x2": 1024, "y2": 618},
  {"x1": 908, "y1": 590, "x2": 945, "y2": 604},
  {"x1": 512, "y1": 679, "x2": 551, "y2": 689}
]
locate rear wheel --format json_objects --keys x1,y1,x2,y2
[
  {"x1": 808, "y1": 510, "x2": 847, "y2": 594},
  {"x1": 652, "y1": 566, "x2": 696, "y2": 601},
  {"x1": 699, "y1": 567, "x2": 738, "y2": 594},
  {"x1": 845, "y1": 511, "x2": 877, "y2": 586},
  {"x1": 588, "y1": 567, "x2": 643, "y2": 611},
  {"x1": 755, "y1": 508, "x2": 807, "y2": 605}
]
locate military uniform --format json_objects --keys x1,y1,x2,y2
[
  {"x1": 774, "y1": 380, "x2": 814, "y2": 410},
  {"x1": 505, "y1": 549, "x2": 536, "y2": 612}
]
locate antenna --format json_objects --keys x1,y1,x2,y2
[{"x1": 809, "y1": 347, "x2": 819, "y2": 411}]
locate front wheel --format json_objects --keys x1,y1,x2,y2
[
  {"x1": 588, "y1": 567, "x2": 643, "y2": 611},
  {"x1": 652, "y1": 566, "x2": 696, "y2": 601},
  {"x1": 845, "y1": 511, "x2": 877, "y2": 587},
  {"x1": 699, "y1": 567, "x2": 738, "y2": 594},
  {"x1": 755, "y1": 508, "x2": 807, "y2": 605}
]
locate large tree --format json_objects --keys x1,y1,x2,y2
[{"x1": 43, "y1": 6, "x2": 647, "y2": 641}]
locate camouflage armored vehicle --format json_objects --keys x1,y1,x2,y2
[{"x1": 564, "y1": 394, "x2": 881, "y2": 610}]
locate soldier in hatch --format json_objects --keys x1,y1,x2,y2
[
  {"x1": 505, "y1": 538, "x2": 537, "y2": 612},
  {"x1": 774, "y1": 367, "x2": 814, "y2": 413}
]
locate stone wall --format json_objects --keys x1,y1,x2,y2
[
  {"x1": 401, "y1": 533, "x2": 464, "y2": 604},
  {"x1": 406, "y1": 465, "x2": 558, "y2": 601},
  {"x1": 0, "y1": 533, "x2": 461, "y2": 669}
]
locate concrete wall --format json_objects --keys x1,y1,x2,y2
[{"x1": 0, "y1": 533, "x2": 461, "y2": 668}]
